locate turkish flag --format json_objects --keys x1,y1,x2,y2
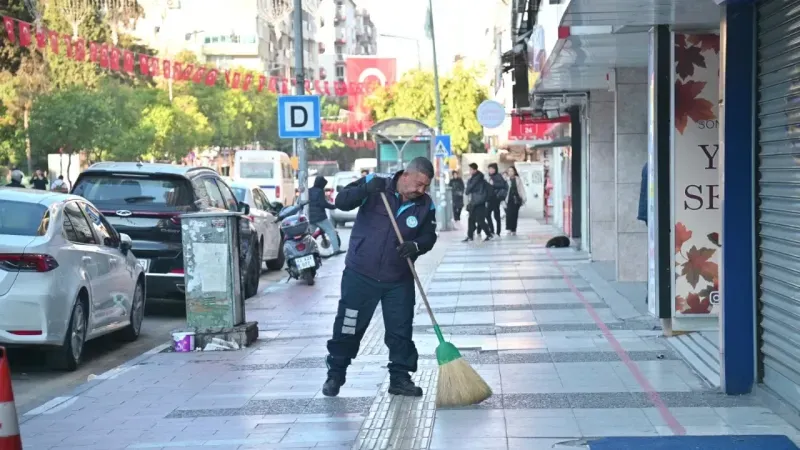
[
  {"x1": 99, "y1": 44, "x2": 109, "y2": 68},
  {"x1": 73, "y1": 38, "x2": 85, "y2": 61},
  {"x1": 123, "y1": 50, "x2": 134, "y2": 73},
  {"x1": 62, "y1": 35, "x2": 73, "y2": 58},
  {"x1": 345, "y1": 58, "x2": 397, "y2": 119},
  {"x1": 243, "y1": 73, "x2": 253, "y2": 91},
  {"x1": 18, "y1": 21, "x2": 31, "y2": 47},
  {"x1": 138, "y1": 54, "x2": 150, "y2": 75},
  {"x1": 89, "y1": 42, "x2": 99, "y2": 62},
  {"x1": 205, "y1": 69, "x2": 218, "y2": 86},
  {"x1": 257, "y1": 75, "x2": 266, "y2": 92},
  {"x1": 109, "y1": 47, "x2": 121, "y2": 71},
  {"x1": 47, "y1": 30, "x2": 59, "y2": 54},
  {"x1": 2, "y1": 17, "x2": 16, "y2": 44},
  {"x1": 191, "y1": 67, "x2": 206, "y2": 84}
]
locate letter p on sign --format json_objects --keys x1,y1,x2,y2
[{"x1": 277, "y1": 95, "x2": 322, "y2": 139}]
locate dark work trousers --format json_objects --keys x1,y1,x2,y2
[
  {"x1": 467, "y1": 204, "x2": 492, "y2": 239},
  {"x1": 505, "y1": 202, "x2": 521, "y2": 232},
  {"x1": 486, "y1": 198, "x2": 502, "y2": 234},
  {"x1": 326, "y1": 268, "x2": 418, "y2": 382}
]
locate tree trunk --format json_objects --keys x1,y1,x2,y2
[{"x1": 24, "y1": 107, "x2": 32, "y2": 175}]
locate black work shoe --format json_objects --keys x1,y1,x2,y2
[
  {"x1": 388, "y1": 378, "x2": 423, "y2": 397},
  {"x1": 483, "y1": 234, "x2": 493, "y2": 242},
  {"x1": 462, "y1": 237, "x2": 473, "y2": 242},
  {"x1": 322, "y1": 377, "x2": 344, "y2": 397}
]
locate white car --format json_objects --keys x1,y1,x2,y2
[
  {"x1": 228, "y1": 181, "x2": 284, "y2": 270},
  {"x1": 330, "y1": 171, "x2": 361, "y2": 228},
  {"x1": 0, "y1": 189, "x2": 145, "y2": 371}
]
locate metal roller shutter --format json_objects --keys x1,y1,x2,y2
[{"x1": 757, "y1": 0, "x2": 800, "y2": 407}]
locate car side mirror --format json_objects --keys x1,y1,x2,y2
[
  {"x1": 119, "y1": 233, "x2": 132, "y2": 254},
  {"x1": 238, "y1": 202, "x2": 251, "y2": 215}
]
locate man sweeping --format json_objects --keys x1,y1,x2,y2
[{"x1": 323, "y1": 157, "x2": 437, "y2": 398}]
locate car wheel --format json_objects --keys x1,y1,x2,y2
[
  {"x1": 266, "y1": 236, "x2": 285, "y2": 270},
  {"x1": 118, "y1": 280, "x2": 145, "y2": 342},
  {"x1": 244, "y1": 243, "x2": 260, "y2": 299},
  {"x1": 48, "y1": 297, "x2": 87, "y2": 371}
]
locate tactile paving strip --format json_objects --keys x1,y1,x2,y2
[{"x1": 351, "y1": 369, "x2": 438, "y2": 450}]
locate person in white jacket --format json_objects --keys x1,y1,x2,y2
[{"x1": 504, "y1": 166, "x2": 526, "y2": 235}]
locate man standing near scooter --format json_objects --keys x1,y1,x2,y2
[
  {"x1": 323, "y1": 157, "x2": 437, "y2": 397},
  {"x1": 308, "y1": 175, "x2": 344, "y2": 257}
]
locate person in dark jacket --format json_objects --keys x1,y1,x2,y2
[
  {"x1": 463, "y1": 163, "x2": 493, "y2": 242},
  {"x1": 638, "y1": 163, "x2": 648, "y2": 225},
  {"x1": 323, "y1": 157, "x2": 437, "y2": 398},
  {"x1": 309, "y1": 175, "x2": 343, "y2": 255},
  {"x1": 5, "y1": 170, "x2": 24, "y2": 188},
  {"x1": 486, "y1": 163, "x2": 509, "y2": 235},
  {"x1": 448, "y1": 170, "x2": 465, "y2": 222},
  {"x1": 31, "y1": 169, "x2": 48, "y2": 190}
]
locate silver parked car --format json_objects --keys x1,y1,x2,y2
[
  {"x1": 0, "y1": 189, "x2": 145, "y2": 371},
  {"x1": 330, "y1": 171, "x2": 361, "y2": 228},
  {"x1": 228, "y1": 181, "x2": 285, "y2": 270}
]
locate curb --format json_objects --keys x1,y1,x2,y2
[{"x1": 19, "y1": 342, "x2": 170, "y2": 423}]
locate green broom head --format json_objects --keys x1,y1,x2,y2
[
  {"x1": 432, "y1": 324, "x2": 462, "y2": 365},
  {"x1": 435, "y1": 340, "x2": 462, "y2": 366}
]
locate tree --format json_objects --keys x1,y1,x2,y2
[
  {"x1": 96, "y1": 79, "x2": 161, "y2": 161},
  {"x1": 29, "y1": 85, "x2": 109, "y2": 159},
  {"x1": 366, "y1": 64, "x2": 488, "y2": 155},
  {"x1": 0, "y1": 0, "x2": 34, "y2": 74},
  {"x1": 0, "y1": 54, "x2": 50, "y2": 173},
  {"x1": 139, "y1": 95, "x2": 211, "y2": 161}
]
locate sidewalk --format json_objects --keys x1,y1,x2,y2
[{"x1": 17, "y1": 219, "x2": 800, "y2": 450}]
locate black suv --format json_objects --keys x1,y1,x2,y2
[{"x1": 71, "y1": 163, "x2": 261, "y2": 301}]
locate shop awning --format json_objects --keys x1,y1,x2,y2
[{"x1": 535, "y1": 0, "x2": 722, "y2": 92}]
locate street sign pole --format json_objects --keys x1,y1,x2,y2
[{"x1": 292, "y1": 0, "x2": 308, "y2": 205}]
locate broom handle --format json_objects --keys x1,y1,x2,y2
[{"x1": 379, "y1": 192, "x2": 438, "y2": 328}]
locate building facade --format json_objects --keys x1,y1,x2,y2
[
  {"x1": 317, "y1": 0, "x2": 378, "y2": 84},
  {"x1": 510, "y1": 0, "x2": 800, "y2": 430},
  {"x1": 130, "y1": 0, "x2": 321, "y2": 81}
]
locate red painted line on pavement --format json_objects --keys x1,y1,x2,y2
[{"x1": 545, "y1": 248, "x2": 686, "y2": 436}]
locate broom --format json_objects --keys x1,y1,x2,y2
[{"x1": 379, "y1": 192, "x2": 492, "y2": 407}]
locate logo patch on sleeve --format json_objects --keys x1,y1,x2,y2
[{"x1": 406, "y1": 216, "x2": 419, "y2": 228}]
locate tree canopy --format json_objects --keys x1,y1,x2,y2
[{"x1": 366, "y1": 63, "x2": 488, "y2": 155}]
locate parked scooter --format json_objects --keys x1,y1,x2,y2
[{"x1": 275, "y1": 201, "x2": 322, "y2": 285}]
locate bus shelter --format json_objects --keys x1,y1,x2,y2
[{"x1": 369, "y1": 118, "x2": 454, "y2": 232}]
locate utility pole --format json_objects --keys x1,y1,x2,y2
[
  {"x1": 427, "y1": 0, "x2": 452, "y2": 231},
  {"x1": 293, "y1": 0, "x2": 308, "y2": 203}
]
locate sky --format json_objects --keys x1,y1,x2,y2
[{"x1": 357, "y1": 0, "x2": 496, "y2": 77}]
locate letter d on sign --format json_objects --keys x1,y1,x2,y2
[{"x1": 290, "y1": 106, "x2": 308, "y2": 128}]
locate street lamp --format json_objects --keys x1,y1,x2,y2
[{"x1": 378, "y1": 33, "x2": 421, "y2": 70}]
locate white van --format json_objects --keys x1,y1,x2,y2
[
  {"x1": 353, "y1": 158, "x2": 377, "y2": 174},
  {"x1": 233, "y1": 150, "x2": 295, "y2": 206}
]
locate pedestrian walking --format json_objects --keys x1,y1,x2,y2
[
  {"x1": 360, "y1": 169, "x2": 369, "y2": 178},
  {"x1": 323, "y1": 157, "x2": 438, "y2": 398},
  {"x1": 448, "y1": 170, "x2": 465, "y2": 223},
  {"x1": 463, "y1": 163, "x2": 493, "y2": 242},
  {"x1": 504, "y1": 166, "x2": 526, "y2": 235},
  {"x1": 5, "y1": 170, "x2": 24, "y2": 188},
  {"x1": 31, "y1": 169, "x2": 48, "y2": 190},
  {"x1": 309, "y1": 175, "x2": 344, "y2": 257},
  {"x1": 485, "y1": 163, "x2": 508, "y2": 236}
]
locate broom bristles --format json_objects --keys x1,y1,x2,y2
[{"x1": 436, "y1": 357, "x2": 493, "y2": 408}]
